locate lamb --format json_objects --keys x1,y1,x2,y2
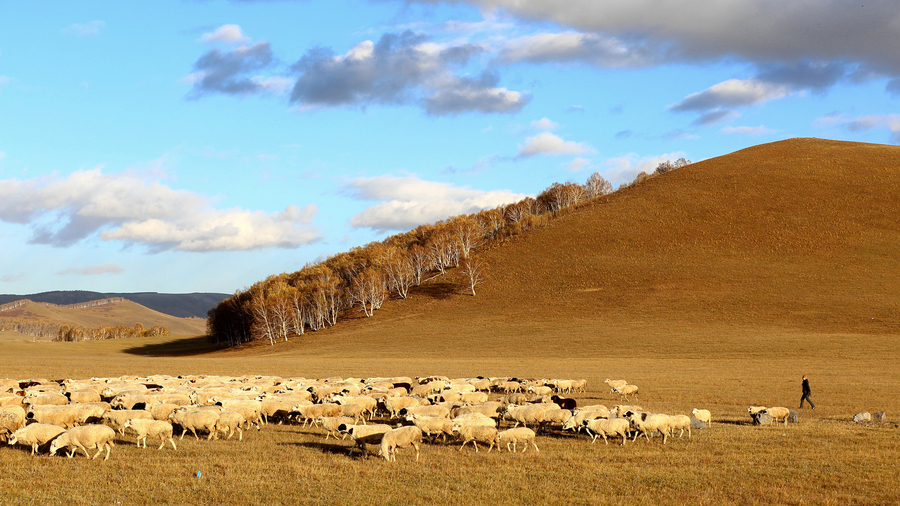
[
  {"x1": 668, "y1": 414, "x2": 692, "y2": 438},
  {"x1": 761, "y1": 407, "x2": 791, "y2": 426},
  {"x1": 691, "y1": 409, "x2": 712, "y2": 426},
  {"x1": 168, "y1": 408, "x2": 220, "y2": 440},
  {"x1": 582, "y1": 418, "x2": 630, "y2": 445},
  {"x1": 7, "y1": 423, "x2": 66, "y2": 454},
  {"x1": 315, "y1": 416, "x2": 356, "y2": 440},
  {"x1": 453, "y1": 424, "x2": 500, "y2": 453},
  {"x1": 379, "y1": 426, "x2": 423, "y2": 462},
  {"x1": 409, "y1": 414, "x2": 454, "y2": 443},
  {"x1": 123, "y1": 418, "x2": 177, "y2": 450},
  {"x1": 625, "y1": 411, "x2": 673, "y2": 444},
  {"x1": 49, "y1": 424, "x2": 117, "y2": 460},
  {"x1": 339, "y1": 423, "x2": 392, "y2": 458},
  {"x1": 498, "y1": 427, "x2": 539, "y2": 452},
  {"x1": 101, "y1": 409, "x2": 153, "y2": 435}
]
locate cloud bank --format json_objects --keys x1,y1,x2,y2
[
  {"x1": 0, "y1": 169, "x2": 320, "y2": 252},
  {"x1": 345, "y1": 175, "x2": 527, "y2": 232}
]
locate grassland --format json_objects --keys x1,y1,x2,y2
[{"x1": 1, "y1": 138, "x2": 898, "y2": 504}]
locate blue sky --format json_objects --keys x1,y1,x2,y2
[{"x1": 1, "y1": 0, "x2": 898, "y2": 295}]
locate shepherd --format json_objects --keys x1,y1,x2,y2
[{"x1": 800, "y1": 375, "x2": 816, "y2": 409}]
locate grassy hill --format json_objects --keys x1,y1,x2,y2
[
  {"x1": 214, "y1": 138, "x2": 900, "y2": 358},
  {"x1": 0, "y1": 299, "x2": 207, "y2": 342},
  {"x1": 0, "y1": 291, "x2": 229, "y2": 318}
]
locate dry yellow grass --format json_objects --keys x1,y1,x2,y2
[{"x1": 1, "y1": 138, "x2": 898, "y2": 505}]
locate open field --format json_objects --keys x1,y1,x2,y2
[
  {"x1": 2, "y1": 139, "x2": 898, "y2": 504},
  {"x1": 1, "y1": 323, "x2": 898, "y2": 506}
]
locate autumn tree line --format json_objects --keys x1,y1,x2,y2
[
  {"x1": 206, "y1": 161, "x2": 691, "y2": 347},
  {"x1": 0, "y1": 317, "x2": 171, "y2": 342}
]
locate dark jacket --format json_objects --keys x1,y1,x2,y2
[{"x1": 802, "y1": 379, "x2": 811, "y2": 395}]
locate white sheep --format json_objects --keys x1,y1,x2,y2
[
  {"x1": 101, "y1": 409, "x2": 153, "y2": 435},
  {"x1": 748, "y1": 406, "x2": 767, "y2": 417},
  {"x1": 0, "y1": 409, "x2": 26, "y2": 440},
  {"x1": 453, "y1": 424, "x2": 500, "y2": 453},
  {"x1": 761, "y1": 407, "x2": 790, "y2": 426},
  {"x1": 380, "y1": 426, "x2": 423, "y2": 462},
  {"x1": 123, "y1": 418, "x2": 177, "y2": 450},
  {"x1": 604, "y1": 379, "x2": 627, "y2": 392},
  {"x1": 625, "y1": 411, "x2": 673, "y2": 444},
  {"x1": 614, "y1": 384, "x2": 639, "y2": 401},
  {"x1": 527, "y1": 385, "x2": 553, "y2": 397},
  {"x1": 49, "y1": 424, "x2": 117, "y2": 460},
  {"x1": 668, "y1": 414, "x2": 691, "y2": 438},
  {"x1": 582, "y1": 418, "x2": 630, "y2": 445},
  {"x1": 168, "y1": 408, "x2": 220, "y2": 440},
  {"x1": 314, "y1": 415, "x2": 356, "y2": 440},
  {"x1": 25, "y1": 405, "x2": 80, "y2": 429},
  {"x1": 409, "y1": 414, "x2": 454, "y2": 443},
  {"x1": 691, "y1": 408, "x2": 712, "y2": 426},
  {"x1": 339, "y1": 423, "x2": 392, "y2": 458},
  {"x1": 7, "y1": 423, "x2": 66, "y2": 454},
  {"x1": 498, "y1": 427, "x2": 538, "y2": 452}
]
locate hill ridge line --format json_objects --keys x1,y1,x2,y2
[{"x1": 0, "y1": 297, "x2": 125, "y2": 312}]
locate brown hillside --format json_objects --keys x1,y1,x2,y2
[
  {"x1": 0, "y1": 300, "x2": 206, "y2": 341},
  {"x1": 217, "y1": 138, "x2": 900, "y2": 359}
]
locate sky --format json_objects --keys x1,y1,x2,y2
[{"x1": 1, "y1": 1, "x2": 899, "y2": 295}]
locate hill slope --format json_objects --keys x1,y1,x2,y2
[
  {"x1": 215, "y1": 138, "x2": 900, "y2": 358},
  {"x1": 0, "y1": 300, "x2": 207, "y2": 340},
  {"x1": 0, "y1": 291, "x2": 228, "y2": 318}
]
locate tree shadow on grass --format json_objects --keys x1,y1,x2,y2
[
  {"x1": 122, "y1": 335, "x2": 218, "y2": 357},
  {"x1": 411, "y1": 281, "x2": 457, "y2": 300}
]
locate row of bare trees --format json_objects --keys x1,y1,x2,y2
[
  {"x1": 207, "y1": 164, "x2": 689, "y2": 348},
  {"x1": 0, "y1": 317, "x2": 170, "y2": 342}
]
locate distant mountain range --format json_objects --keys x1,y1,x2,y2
[{"x1": 0, "y1": 291, "x2": 229, "y2": 318}]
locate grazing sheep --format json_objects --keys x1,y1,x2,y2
[
  {"x1": 8, "y1": 423, "x2": 66, "y2": 454},
  {"x1": 0, "y1": 409, "x2": 26, "y2": 441},
  {"x1": 625, "y1": 411, "x2": 672, "y2": 444},
  {"x1": 398, "y1": 405, "x2": 451, "y2": 419},
  {"x1": 748, "y1": 406, "x2": 767, "y2": 417},
  {"x1": 168, "y1": 409, "x2": 220, "y2": 440},
  {"x1": 668, "y1": 414, "x2": 692, "y2": 438},
  {"x1": 453, "y1": 424, "x2": 499, "y2": 453},
  {"x1": 216, "y1": 410, "x2": 259, "y2": 441},
  {"x1": 380, "y1": 426, "x2": 423, "y2": 462},
  {"x1": 24, "y1": 393, "x2": 69, "y2": 406},
  {"x1": 409, "y1": 414, "x2": 454, "y2": 444},
  {"x1": 691, "y1": 409, "x2": 712, "y2": 426},
  {"x1": 527, "y1": 386, "x2": 553, "y2": 397},
  {"x1": 582, "y1": 418, "x2": 630, "y2": 445},
  {"x1": 25, "y1": 406, "x2": 80, "y2": 429},
  {"x1": 761, "y1": 407, "x2": 791, "y2": 426},
  {"x1": 123, "y1": 418, "x2": 177, "y2": 450},
  {"x1": 339, "y1": 424, "x2": 392, "y2": 458},
  {"x1": 49, "y1": 424, "x2": 116, "y2": 460},
  {"x1": 66, "y1": 390, "x2": 102, "y2": 404},
  {"x1": 315, "y1": 416, "x2": 355, "y2": 440},
  {"x1": 101, "y1": 409, "x2": 153, "y2": 435},
  {"x1": 498, "y1": 427, "x2": 539, "y2": 452}
]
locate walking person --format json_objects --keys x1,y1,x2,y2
[{"x1": 800, "y1": 375, "x2": 816, "y2": 409}]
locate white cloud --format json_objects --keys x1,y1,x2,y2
[
  {"x1": 199, "y1": 24, "x2": 250, "y2": 44},
  {"x1": 345, "y1": 175, "x2": 527, "y2": 232},
  {"x1": 531, "y1": 117, "x2": 559, "y2": 130},
  {"x1": 57, "y1": 264, "x2": 124, "y2": 276},
  {"x1": 0, "y1": 168, "x2": 320, "y2": 251},
  {"x1": 567, "y1": 158, "x2": 592, "y2": 172},
  {"x1": 517, "y1": 132, "x2": 595, "y2": 157},
  {"x1": 720, "y1": 125, "x2": 776, "y2": 135},
  {"x1": 601, "y1": 152, "x2": 687, "y2": 185},
  {"x1": 670, "y1": 78, "x2": 792, "y2": 112},
  {"x1": 815, "y1": 113, "x2": 900, "y2": 141},
  {"x1": 62, "y1": 20, "x2": 105, "y2": 36},
  {"x1": 500, "y1": 31, "x2": 660, "y2": 68}
]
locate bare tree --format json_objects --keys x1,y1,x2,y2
[
  {"x1": 459, "y1": 258, "x2": 485, "y2": 296},
  {"x1": 585, "y1": 172, "x2": 613, "y2": 198}
]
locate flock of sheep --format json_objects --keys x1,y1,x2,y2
[{"x1": 0, "y1": 374, "x2": 781, "y2": 463}]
